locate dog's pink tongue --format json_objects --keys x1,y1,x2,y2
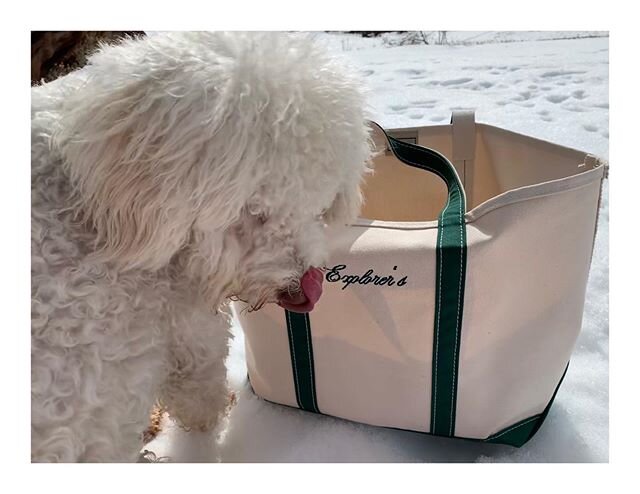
[{"x1": 277, "y1": 267, "x2": 324, "y2": 313}]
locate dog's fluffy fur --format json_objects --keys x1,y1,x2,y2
[{"x1": 31, "y1": 32, "x2": 372, "y2": 462}]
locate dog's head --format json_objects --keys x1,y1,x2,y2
[{"x1": 53, "y1": 32, "x2": 372, "y2": 311}]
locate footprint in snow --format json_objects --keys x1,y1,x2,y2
[
  {"x1": 572, "y1": 90, "x2": 587, "y2": 100},
  {"x1": 440, "y1": 77, "x2": 473, "y2": 86},
  {"x1": 409, "y1": 114, "x2": 424, "y2": 120},
  {"x1": 583, "y1": 124, "x2": 598, "y2": 133},
  {"x1": 564, "y1": 104, "x2": 587, "y2": 113},
  {"x1": 546, "y1": 94, "x2": 570, "y2": 104},
  {"x1": 429, "y1": 115, "x2": 446, "y2": 122},
  {"x1": 416, "y1": 81, "x2": 441, "y2": 88},
  {"x1": 409, "y1": 99, "x2": 438, "y2": 108},
  {"x1": 469, "y1": 81, "x2": 494, "y2": 90},
  {"x1": 360, "y1": 69, "x2": 375, "y2": 77},
  {"x1": 593, "y1": 102, "x2": 609, "y2": 109},
  {"x1": 461, "y1": 65, "x2": 494, "y2": 70},
  {"x1": 389, "y1": 104, "x2": 409, "y2": 112},
  {"x1": 395, "y1": 68, "x2": 426, "y2": 76},
  {"x1": 512, "y1": 91, "x2": 533, "y2": 101},
  {"x1": 540, "y1": 70, "x2": 587, "y2": 78}
]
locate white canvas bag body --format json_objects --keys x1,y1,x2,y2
[{"x1": 236, "y1": 111, "x2": 606, "y2": 447}]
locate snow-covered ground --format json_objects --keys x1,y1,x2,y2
[{"x1": 147, "y1": 32, "x2": 609, "y2": 462}]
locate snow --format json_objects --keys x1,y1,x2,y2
[{"x1": 146, "y1": 32, "x2": 609, "y2": 462}]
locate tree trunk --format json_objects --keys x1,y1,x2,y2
[{"x1": 31, "y1": 31, "x2": 144, "y2": 85}]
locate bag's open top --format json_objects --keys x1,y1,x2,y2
[{"x1": 362, "y1": 113, "x2": 604, "y2": 222}]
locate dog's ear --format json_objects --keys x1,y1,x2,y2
[
  {"x1": 54, "y1": 92, "x2": 197, "y2": 269},
  {"x1": 52, "y1": 43, "x2": 251, "y2": 271}
]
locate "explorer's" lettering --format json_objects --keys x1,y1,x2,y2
[{"x1": 325, "y1": 264, "x2": 408, "y2": 290}]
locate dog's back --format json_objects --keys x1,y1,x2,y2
[{"x1": 31, "y1": 76, "x2": 173, "y2": 461}]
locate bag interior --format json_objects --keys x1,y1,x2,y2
[{"x1": 360, "y1": 123, "x2": 590, "y2": 222}]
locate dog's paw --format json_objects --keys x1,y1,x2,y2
[{"x1": 137, "y1": 449, "x2": 171, "y2": 463}]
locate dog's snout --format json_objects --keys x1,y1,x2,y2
[{"x1": 276, "y1": 267, "x2": 324, "y2": 313}]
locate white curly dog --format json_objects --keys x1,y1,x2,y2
[{"x1": 31, "y1": 32, "x2": 372, "y2": 462}]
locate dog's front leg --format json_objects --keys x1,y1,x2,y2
[{"x1": 158, "y1": 306, "x2": 233, "y2": 436}]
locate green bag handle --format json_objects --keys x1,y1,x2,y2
[{"x1": 371, "y1": 121, "x2": 468, "y2": 436}]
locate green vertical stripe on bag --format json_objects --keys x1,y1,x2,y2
[
  {"x1": 387, "y1": 136, "x2": 467, "y2": 437},
  {"x1": 285, "y1": 310, "x2": 320, "y2": 413}
]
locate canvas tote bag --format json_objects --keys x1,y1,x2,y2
[{"x1": 235, "y1": 111, "x2": 606, "y2": 447}]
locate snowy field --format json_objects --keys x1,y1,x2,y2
[{"x1": 147, "y1": 32, "x2": 609, "y2": 463}]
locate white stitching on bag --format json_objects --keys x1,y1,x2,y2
[
  {"x1": 433, "y1": 220, "x2": 443, "y2": 428},
  {"x1": 488, "y1": 416, "x2": 540, "y2": 440},
  {"x1": 451, "y1": 200, "x2": 464, "y2": 434}
]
